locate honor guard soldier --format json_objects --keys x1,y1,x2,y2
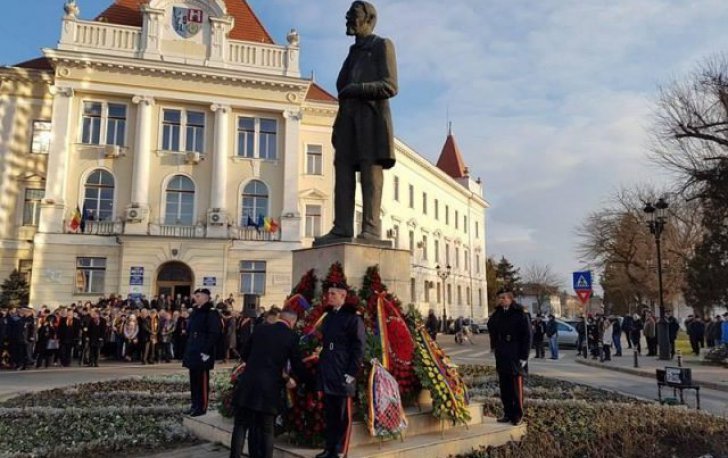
[
  {"x1": 489, "y1": 288, "x2": 531, "y2": 426},
  {"x1": 183, "y1": 288, "x2": 222, "y2": 417},
  {"x1": 315, "y1": 278, "x2": 366, "y2": 458}
]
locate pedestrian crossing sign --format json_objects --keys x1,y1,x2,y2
[{"x1": 572, "y1": 271, "x2": 592, "y2": 291}]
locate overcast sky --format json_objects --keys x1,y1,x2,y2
[{"x1": 3, "y1": 1, "x2": 728, "y2": 290}]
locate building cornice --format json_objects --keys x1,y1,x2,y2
[{"x1": 43, "y1": 49, "x2": 311, "y2": 95}]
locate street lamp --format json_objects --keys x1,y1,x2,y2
[
  {"x1": 643, "y1": 197, "x2": 670, "y2": 361},
  {"x1": 436, "y1": 264, "x2": 451, "y2": 333}
]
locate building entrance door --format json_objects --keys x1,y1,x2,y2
[{"x1": 157, "y1": 262, "x2": 194, "y2": 302}]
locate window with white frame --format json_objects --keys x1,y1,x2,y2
[
  {"x1": 236, "y1": 116, "x2": 278, "y2": 159},
  {"x1": 392, "y1": 225, "x2": 399, "y2": 248},
  {"x1": 455, "y1": 210, "x2": 459, "y2": 229},
  {"x1": 306, "y1": 144, "x2": 323, "y2": 175},
  {"x1": 408, "y1": 230, "x2": 415, "y2": 253},
  {"x1": 422, "y1": 235, "x2": 428, "y2": 260},
  {"x1": 240, "y1": 261, "x2": 266, "y2": 295},
  {"x1": 408, "y1": 184, "x2": 414, "y2": 208},
  {"x1": 75, "y1": 257, "x2": 106, "y2": 294},
  {"x1": 164, "y1": 175, "x2": 195, "y2": 225},
  {"x1": 479, "y1": 288, "x2": 483, "y2": 306},
  {"x1": 466, "y1": 286, "x2": 471, "y2": 305},
  {"x1": 464, "y1": 249, "x2": 470, "y2": 271},
  {"x1": 393, "y1": 176, "x2": 400, "y2": 201},
  {"x1": 434, "y1": 239, "x2": 440, "y2": 263},
  {"x1": 434, "y1": 199, "x2": 439, "y2": 220},
  {"x1": 22, "y1": 188, "x2": 44, "y2": 226},
  {"x1": 445, "y1": 243, "x2": 450, "y2": 265},
  {"x1": 30, "y1": 120, "x2": 51, "y2": 154},
  {"x1": 410, "y1": 278, "x2": 416, "y2": 303},
  {"x1": 305, "y1": 204, "x2": 322, "y2": 237},
  {"x1": 445, "y1": 205, "x2": 449, "y2": 225},
  {"x1": 476, "y1": 254, "x2": 481, "y2": 273},
  {"x1": 83, "y1": 169, "x2": 114, "y2": 221},
  {"x1": 81, "y1": 101, "x2": 127, "y2": 146},
  {"x1": 447, "y1": 284, "x2": 452, "y2": 305},
  {"x1": 455, "y1": 247, "x2": 460, "y2": 269},
  {"x1": 436, "y1": 282, "x2": 441, "y2": 303},
  {"x1": 424, "y1": 280, "x2": 430, "y2": 302},
  {"x1": 475, "y1": 221, "x2": 479, "y2": 238},
  {"x1": 241, "y1": 180, "x2": 269, "y2": 224},
  {"x1": 161, "y1": 109, "x2": 205, "y2": 153},
  {"x1": 457, "y1": 285, "x2": 462, "y2": 305},
  {"x1": 464, "y1": 215, "x2": 468, "y2": 233},
  {"x1": 422, "y1": 192, "x2": 427, "y2": 215}
]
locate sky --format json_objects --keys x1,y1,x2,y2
[{"x1": 3, "y1": 0, "x2": 728, "y2": 291}]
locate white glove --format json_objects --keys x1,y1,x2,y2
[
  {"x1": 201, "y1": 353, "x2": 210, "y2": 362},
  {"x1": 519, "y1": 359, "x2": 527, "y2": 368},
  {"x1": 344, "y1": 374, "x2": 355, "y2": 384}
]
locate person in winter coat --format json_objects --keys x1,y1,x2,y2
[
  {"x1": 688, "y1": 317, "x2": 706, "y2": 356},
  {"x1": 622, "y1": 314, "x2": 634, "y2": 349},
  {"x1": 630, "y1": 314, "x2": 643, "y2": 355},
  {"x1": 315, "y1": 280, "x2": 366, "y2": 458},
  {"x1": 601, "y1": 318, "x2": 614, "y2": 361},
  {"x1": 721, "y1": 314, "x2": 728, "y2": 345},
  {"x1": 531, "y1": 315, "x2": 546, "y2": 359},
  {"x1": 644, "y1": 313, "x2": 657, "y2": 356},
  {"x1": 86, "y1": 310, "x2": 106, "y2": 367},
  {"x1": 425, "y1": 309, "x2": 439, "y2": 341},
  {"x1": 183, "y1": 289, "x2": 223, "y2": 417},
  {"x1": 611, "y1": 316, "x2": 622, "y2": 356},
  {"x1": 490, "y1": 288, "x2": 531, "y2": 426},
  {"x1": 668, "y1": 315, "x2": 680, "y2": 358},
  {"x1": 706, "y1": 317, "x2": 718, "y2": 348},
  {"x1": 545, "y1": 315, "x2": 559, "y2": 360},
  {"x1": 57, "y1": 307, "x2": 79, "y2": 367},
  {"x1": 230, "y1": 308, "x2": 311, "y2": 458}
]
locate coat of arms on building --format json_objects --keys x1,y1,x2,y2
[{"x1": 172, "y1": 6, "x2": 204, "y2": 38}]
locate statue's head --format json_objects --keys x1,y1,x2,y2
[{"x1": 346, "y1": 1, "x2": 377, "y2": 37}]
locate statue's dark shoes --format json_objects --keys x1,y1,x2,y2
[
  {"x1": 313, "y1": 231, "x2": 353, "y2": 246},
  {"x1": 356, "y1": 231, "x2": 381, "y2": 241}
]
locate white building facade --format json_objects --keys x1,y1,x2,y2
[{"x1": 0, "y1": 0, "x2": 489, "y2": 318}]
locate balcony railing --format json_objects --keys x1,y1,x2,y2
[
  {"x1": 82, "y1": 220, "x2": 122, "y2": 235},
  {"x1": 58, "y1": 18, "x2": 299, "y2": 77},
  {"x1": 229, "y1": 226, "x2": 281, "y2": 241},
  {"x1": 156, "y1": 224, "x2": 203, "y2": 238}
]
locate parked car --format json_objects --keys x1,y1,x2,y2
[
  {"x1": 555, "y1": 319, "x2": 579, "y2": 347},
  {"x1": 475, "y1": 319, "x2": 489, "y2": 334}
]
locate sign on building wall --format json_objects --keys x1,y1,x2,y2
[
  {"x1": 203, "y1": 276, "x2": 217, "y2": 287},
  {"x1": 172, "y1": 7, "x2": 204, "y2": 39},
  {"x1": 130, "y1": 266, "x2": 144, "y2": 286}
]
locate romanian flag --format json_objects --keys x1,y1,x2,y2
[{"x1": 69, "y1": 206, "x2": 82, "y2": 232}]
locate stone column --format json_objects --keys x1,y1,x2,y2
[
  {"x1": 126, "y1": 95, "x2": 154, "y2": 234},
  {"x1": 207, "y1": 103, "x2": 230, "y2": 238},
  {"x1": 38, "y1": 86, "x2": 74, "y2": 234},
  {"x1": 280, "y1": 109, "x2": 302, "y2": 242}
]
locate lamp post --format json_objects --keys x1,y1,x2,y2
[
  {"x1": 643, "y1": 197, "x2": 670, "y2": 361},
  {"x1": 436, "y1": 264, "x2": 451, "y2": 333}
]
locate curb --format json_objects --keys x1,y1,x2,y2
[{"x1": 574, "y1": 358, "x2": 728, "y2": 393}]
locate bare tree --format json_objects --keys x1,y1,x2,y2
[
  {"x1": 522, "y1": 263, "x2": 561, "y2": 316},
  {"x1": 576, "y1": 185, "x2": 702, "y2": 314},
  {"x1": 651, "y1": 54, "x2": 728, "y2": 201}
]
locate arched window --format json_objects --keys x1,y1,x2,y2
[
  {"x1": 165, "y1": 175, "x2": 195, "y2": 225},
  {"x1": 83, "y1": 169, "x2": 114, "y2": 221},
  {"x1": 241, "y1": 180, "x2": 268, "y2": 224}
]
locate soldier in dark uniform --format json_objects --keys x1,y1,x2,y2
[
  {"x1": 230, "y1": 307, "x2": 311, "y2": 458},
  {"x1": 183, "y1": 288, "x2": 222, "y2": 417},
  {"x1": 315, "y1": 281, "x2": 366, "y2": 458},
  {"x1": 315, "y1": 0, "x2": 398, "y2": 244},
  {"x1": 86, "y1": 309, "x2": 107, "y2": 367},
  {"x1": 490, "y1": 289, "x2": 531, "y2": 426}
]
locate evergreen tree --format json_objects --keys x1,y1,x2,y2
[
  {"x1": 486, "y1": 257, "x2": 498, "y2": 308},
  {"x1": 0, "y1": 269, "x2": 30, "y2": 309},
  {"x1": 495, "y1": 256, "x2": 522, "y2": 293}
]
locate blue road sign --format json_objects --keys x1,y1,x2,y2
[
  {"x1": 203, "y1": 276, "x2": 217, "y2": 287},
  {"x1": 572, "y1": 271, "x2": 592, "y2": 291}
]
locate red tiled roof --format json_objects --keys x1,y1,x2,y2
[
  {"x1": 14, "y1": 57, "x2": 54, "y2": 71},
  {"x1": 436, "y1": 133, "x2": 468, "y2": 179},
  {"x1": 96, "y1": 0, "x2": 274, "y2": 44},
  {"x1": 305, "y1": 83, "x2": 337, "y2": 103}
]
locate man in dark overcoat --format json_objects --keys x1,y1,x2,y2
[
  {"x1": 490, "y1": 289, "x2": 531, "y2": 426},
  {"x1": 183, "y1": 288, "x2": 222, "y2": 416},
  {"x1": 229, "y1": 308, "x2": 310, "y2": 458},
  {"x1": 316, "y1": 1, "x2": 398, "y2": 244},
  {"x1": 315, "y1": 282, "x2": 366, "y2": 458}
]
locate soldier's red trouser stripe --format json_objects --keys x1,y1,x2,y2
[
  {"x1": 514, "y1": 375, "x2": 523, "y2": 413},
  {"x1": 342, "y1": 397, "x2": 353, "y2": 457},
  {"x1": 202, "y1": 371, "x2": 208, "y2": 411}
]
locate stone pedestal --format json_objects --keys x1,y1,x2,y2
[{"x1": 292, "y1": 243, "x2": 411, "y2": 298}]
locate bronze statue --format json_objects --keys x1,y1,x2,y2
[{"x1": 314, "y1": 1, "x2": 398, "y2": 247}]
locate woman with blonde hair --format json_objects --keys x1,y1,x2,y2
[{"x1": 123, "y1": 314, "x2": 139, "y2": 362}]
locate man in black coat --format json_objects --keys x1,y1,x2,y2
[
  {"x1": 490, "y1": 289, "x2": 531, "y2": 426},
  {"x1": 622, "y1": 314, "x2": 634, "y2": 349},
  {"x1": 688, "y1": 317, "x2": 705, "y2": 355},
  {"x1": 315, "y1": 282, "x2": 366, "y2": 458},
  {"x1": 85, "y1": 310, "x2": 106, "y2": 367},
  {"x1": 6, "y1": 309, "x2": 26, "y2": 370},
  {"x1": 57, "y1": 308, "x2": 79, "y2": 367},
  {"x1": 315, "y1": 1, "x2": 398, "y2": 244},
  {"x1": 183, "y1": 288, "x2": 222, "y2": 417},
  {"x1": 531, "y1": 315, "x2": 545, "y2": 359},
  {"x1": 230, "y1": 308, "x2": 310, "y2": 458}
]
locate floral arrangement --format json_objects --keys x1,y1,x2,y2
[{"x1": 411, "y1": 322, "x2": 470, "y2": 425}]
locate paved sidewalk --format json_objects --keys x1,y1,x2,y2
[{"x1": 574, "y1": 352, "x2": 728, "y2": 392}]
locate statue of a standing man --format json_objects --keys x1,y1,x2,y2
[{"x1": 314, "y1": 1, "x2": 398, "y2": 247}]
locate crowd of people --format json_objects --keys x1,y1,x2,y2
[{"x1": 0, "y1": 293, "x2": 274, "y2": 371}]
